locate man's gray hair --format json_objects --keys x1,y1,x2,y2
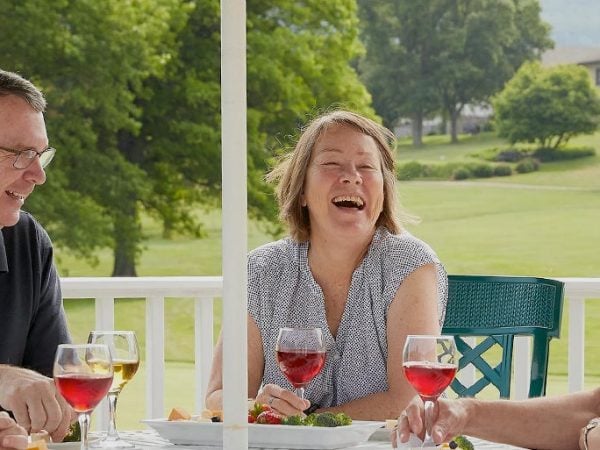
[{"x1": 0, "y1": 69, "x2": 46, "y2": 112}]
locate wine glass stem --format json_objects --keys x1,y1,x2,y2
[
  {"x1": 106, "y1": 392, "x2": 120, "y2": 439},
  {"x1": 79, "y1": 412, "x2": 91, "y2": 450},
  {"x1": 423, "y1": 400, "x2": 434, "y2": 446},
  {"x1": 295, "y1": 387, "x2": 305, "y2": 400}
]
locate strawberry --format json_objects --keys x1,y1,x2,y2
[
  {"x1": 248, "y1": 402, "x2": 272, "y2": 421},
  {"x1": 248, "y1": 413, "x2": 255, "y2": 423},
  {"x1": 255, "y1": 411, "x2": 283, "y2": 425}
]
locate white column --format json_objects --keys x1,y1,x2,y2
[
  {"x1": 146, "y1": 295, "x2": 165, "y2": 418},
  {"x1": 513, "y1": 336, "x2": 531, "y2": 400},
  {"x1": 195, "y1": 296, "x2": 215, "y2": 412},
  {"x1": 221, "y1": 0, "x2": 248, "y2": 448},
  {"x1": 568, "y1": 297, "x2": 585, "y2": 393},
  {"x1": 94, "y1": 296, "x2": 115, "y2": 431}
]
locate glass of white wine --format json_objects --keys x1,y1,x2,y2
[{"x1": 88, "y1": 331, "x2": 140, "y2": 448}]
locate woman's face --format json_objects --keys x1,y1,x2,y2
[{"x1": 301, "y1": 124, "x2": 384, "y2": 240}]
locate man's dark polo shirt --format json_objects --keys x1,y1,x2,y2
[{"x1": 0, "y1": 211, "x2": 70, "y2": 377}]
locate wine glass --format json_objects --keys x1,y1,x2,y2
[
  {"x1": 88, "y1": 331, "x2": 140, "y2": 449},
  {"x1": 402, "y1": 335, "x2": 457, "y2": 447},
  {"x1": 54, "y1": 344, "x2": 113, "y2": 450},
  {"x1": 275, "y1": 327, "x2": 326, "y2": 400}
]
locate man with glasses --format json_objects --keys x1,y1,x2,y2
[{"x1": 0, "y1": 69, "x2": 73, "y2": 442}]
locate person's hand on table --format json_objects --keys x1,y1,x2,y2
[
  {"x1": 394, "y1": 396, "x2": 470, "y2": 447},
  {"x1": 580, "y1": 418, "x2": 600, "y2": 450},
  {"x1": 256, "y1": 384, "x2": 310, "y2": 417},
  {"x1": 0, "y1": 412, "x2": 27, "y2": 450},
  {"x1": 0, "y1": 366, "x2": 74, "y2": 442}
]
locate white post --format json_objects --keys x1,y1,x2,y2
[
  {"x1": 568, "y1": 297, "x2": 585, "y2": 393},
  {"x1": 195, "y1": 297, "x2": 215, "y2": 412},
  {"x1": 513, "y1": 336, "x2": 531, "y2": 400},
  {"x1": 94, "y1": 296, "x2": 115, "y2": 431},
  {"x1": 221, "y1": 0, "x2": 248, "y2": 448},
  {"x1": 146, "y1": 295, "x2": 165, "y2": 419}
]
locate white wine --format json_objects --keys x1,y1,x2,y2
[{"x1": 110, "y1": 359, "x2": 139, "y2": 393}]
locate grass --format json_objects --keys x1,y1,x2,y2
[{"x1": 56, "y1": 130, "x2": 600, "y2": 429}]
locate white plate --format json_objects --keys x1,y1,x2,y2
[
  {"x1": 142, "y1": 419, "x2": 383, "y2": 449},
  {"x1": 47, "y1": 443, "x2": 81, "y2": 450}
]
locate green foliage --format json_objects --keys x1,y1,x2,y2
[
  {"x1": 358, "y1": 0, "x2": 552, "y2": 143},
  {"x1": 397, "y1": 161, "x2": 427, "y2": 180},
  {"x1": 493, "y1": 164, "x2": 512, "y2": 176},
  {"x1": 532, "y1": 146, "x2": 596, "y2": 162},
  {"x1": 452, "y1": 167, "x2": 471, "y2": 180},
  {"x1": 515, "y1": 158, "x2": 540, "y2": 173},
  {"x1": 1, "y1": 0, "x2": 373, "y2": 274},
  {"x1": 493, "y1": 61, "x2": 600, "y2": 148},
  {"x1": 471, "y1": 163, "x2": 494, "y2": 178}
]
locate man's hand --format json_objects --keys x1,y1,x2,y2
[
  {"x1": 0, "y1": 412, "x2": 28, "y2": 450},
  {"x1": 395, "y1": 395, "x2": 471, "y2": 446},
  {"x1": 0, "y1": 366, "x2": 74, "y2": 442}
]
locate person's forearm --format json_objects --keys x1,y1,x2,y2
[
  {"x1": 205, "y1": 390, "x2": 223, "y2": 412},
  {"x1": 462, "y1": 391, "x2": 600, "y2": 450},
  {"x1": 318, "y1": 390, "x2": 412, "y2": 421}
]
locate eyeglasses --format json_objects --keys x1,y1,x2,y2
[{"x1": 0, "y1": 146, "x2": 56, "y2": 169}]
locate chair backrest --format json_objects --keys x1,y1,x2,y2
[{"x1": 442, "y1": 275, "x2": 564, "y2": 399}]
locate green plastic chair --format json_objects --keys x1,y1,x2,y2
[{"x1": 442, "y1": 275, "x2": 564, "y2": 399}]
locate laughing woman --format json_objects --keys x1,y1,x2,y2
[{"x1": 206, "y1": 110, "x2": 447, "y2": 420}]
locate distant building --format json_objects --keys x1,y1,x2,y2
[{"x1": 541, "y1": 47, "x2": 600, "y2": 87}]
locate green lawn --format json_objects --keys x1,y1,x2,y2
[{"x1": 57, "y1": 130, "x2": 600, "y2": 429}]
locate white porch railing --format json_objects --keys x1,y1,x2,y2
[{"x1": 61, "y1": 276, "x2": 600, "y2": 418}]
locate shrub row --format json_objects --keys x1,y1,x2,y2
[
  {"x1": 396, "y1": 161, "x2": 519, "y2": 181},
  {"x1": 474, "y1": 145, "x2": 595, "y2": 163}
]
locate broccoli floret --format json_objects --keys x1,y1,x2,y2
[
  {"x1": 451, "y1": 435, "x2": 475, "y2": 450},
  {"x1": 282, "y1": 415, "x2": 305, "y2": 426},
  {"x1": 62, "y1": 422, "x2": 81, "y2": 442},
  {"x1": 304, "y1": 413, "x2": 317, "y2": 426},
  {"x1": 312, "y1": 412, "x2": 339, "y2": 427},
  {"x1": 334, "y1": 412, "x2": 352, "y2": 426}
]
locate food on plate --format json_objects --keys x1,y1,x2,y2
[
  {"x1": 385, "y1": 419, "x2": 397, "y2": 430},
  {"x1": 26, "y1": 440, "x2": 48, "y2": 450},
  {"x1": 62, "y1": 422, "x2": 81, "y2": 442},
  {"x1": 247, "y1": 402, "x2": 273, "y2": 423},
  {"x1": 29, "y1": 431, "x2": 50, "y2": 443},
  {"x1": 255, "y1": 410, "x2": 283, "y2": 425},
  {"x1": 448, "y1": 435, "x2": 475, "y2": 450},
  {"x1": 168, "y1": 407, "x2": 192, "y2": 421},
  {"x1": 200, "y1": 408, "x2": 223, "y2": 422}
]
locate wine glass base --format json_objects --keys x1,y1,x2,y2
[{"x1": 89, "y1": 437, "x2": 135, "y2": 449}]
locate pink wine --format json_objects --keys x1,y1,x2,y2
[
  {"x1": 403, "y1": 361, "x2": 457, "y2": 400},
  {"x1": 55, "y1": 373, "x2": 113, "y2": 412},
  {"x1": 276, "y1": 350, "x2": 326, "y2": 388}
]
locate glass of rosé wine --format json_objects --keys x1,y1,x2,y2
[
  {"x1": 402, "y1": 335, "x2": 457, "y2": 447},
  {"x1": 54, "y1": 344, "x2": 113, "y2": 450},
  {"x1": 88, "y1": 331, "x2": 140, "y2": 448},
  {"x1": 276, "y1": 327, "x2": 326, "y2": 400}
]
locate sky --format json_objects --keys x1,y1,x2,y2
[{"x1": 540, "y1": 0, "x2": 600, "y2": 47}]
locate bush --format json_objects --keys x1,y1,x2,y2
[
  {"x1": 471, "y1": 163, "x2": 494, "y2": 178},
  {"x1": 493, "y1": 165, "x2": 512, "y2": 176},
  {"x1": 397, "y1": 161, "x2": 426, "y2": 180},
  {"x1": 515, "y1": 158, "x2": 540, "y2": 173},
  {"x1": 495, "y1": 148, "x2": 528, "y2": 162},
  {"x1": 532, "y1": 146, "x2": 596, "y2": 162},
  {"x1": 453, "y1": 167, "x2": 471, "y2": 180}
]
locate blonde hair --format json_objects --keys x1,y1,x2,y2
[{"x1": 268, "y1": 110, "x2": 405, "y2": 242}]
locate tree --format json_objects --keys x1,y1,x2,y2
[
  {"x1": 435, "y1": 0, "x2": 553, "y2": 143},
  {"x1": 358, "y1": 0, "x2": 553, "y2": 145},
  {"x1": 493, "y1": 61, "x2": 600, "y2": 148},
  {"x1": 1, "y1": 0, "x2": 374, "y2": 275},
  {"x1": 358, "y1": 0, "x2": 444, "y2": 146}
]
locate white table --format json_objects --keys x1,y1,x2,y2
[{"x1": 115, "y1": 429, "x2": 529, "y2": 450}]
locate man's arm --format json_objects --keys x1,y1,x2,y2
[{"x1": 398, "y1": 388, "x2": 600, "y2": 450}]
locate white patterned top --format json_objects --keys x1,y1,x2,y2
[{"x1": 247, "y1": 227, "x2": 447, "y2": 408}]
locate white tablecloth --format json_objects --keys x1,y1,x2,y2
[{"x1": 112, "y1": 429, "x2": 529, "y2": 450}]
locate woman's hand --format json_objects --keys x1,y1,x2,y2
[
  {"x1": 0, "y1": 412, "x2": 28, "y2": 450},
  {"x1": 256, "y1": 384, "x2": 310, "y2": 417},
  {"x1": 580, "y1": 418, "x2": 600, "y2": 450}
]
